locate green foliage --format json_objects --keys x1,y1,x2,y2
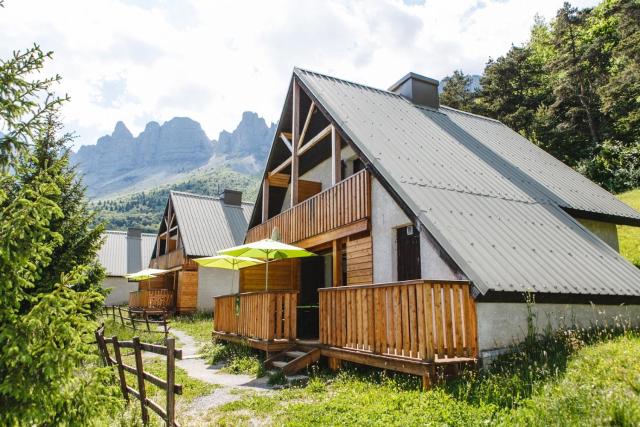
[
  {"x1": 442, "y1": 0, "x2": 640, "y2": 193},
  {"x1": 91, "y1": 167, "x2": 259, "y2": 232},
  {"x1": 101, "y1": 317, "x2": 169, "y2": 345},
  {"x1": 199, "y1": 341, "x2": 264, "y2": 377},
  {"x1": 170, "y1": 311, "x2": 213, "y2": 344},
  {"x1": 0, "y1": 45, "x2": 119, "y2": 424},
  {"x1": 439, "y1": 70, "x2": 480, "y2": 112},
  {"x1": 617, "y1": 188, "x2": 640, "y2": 268}
]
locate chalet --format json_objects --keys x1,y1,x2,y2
[
  {"x1": 212, "y1": 68, "x2": 640, "y2": 382},
  {"x1": 129, "y1": 190, "x2": 253, "y2": 313},
  {"x1": 98, "y1": 228, "x2": 157, "y2": 305}
]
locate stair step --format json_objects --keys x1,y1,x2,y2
[
  {"x1": 285, "y1": 351, "x2": 306, "y2": 359},
  {"x1": 272, "y1": 361, "x2": 288, "y2": 368}
]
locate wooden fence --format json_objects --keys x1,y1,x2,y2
[
  {"x1": 95, "y1": 325, "x2": 183, "y2": 427},
  {"x1": 214, "y1": 291, "x2": 298, "y2": 341},
  {"x1": 129, "y1": 289, "x2": 174, "y2": 310},
  {"x1": 319, "y1": 280, "x2": 477, "y2": 361},
  {"x1": 103, "y1": 306, "x2": 171, "y2": 340}
]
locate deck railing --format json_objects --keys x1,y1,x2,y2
[
  {"x1": 149, "y1": 250, "x2": 184, "y2": 270},
  {"x1": 214, "y1": 291, "x2": 298, "y2": 341},
  {"x1": 129, "y1": 289, "x2": 174, "y2": 310},
  {"x1": 246, "y1": 169, "x2": 371, "y2": 244},
  {"x1": 319, "y1": 280, "x2": 477, "y2": 361}
]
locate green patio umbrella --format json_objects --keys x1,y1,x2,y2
[
  {"x1": 218, "y1": 239, "x2": 315, "y2": 290},
  {"x1": 125, "y1": 268, "x2": 168, "y2": 281},
  {"x1": 194, "y1": 255, "x2": 264, "y2": 293}
]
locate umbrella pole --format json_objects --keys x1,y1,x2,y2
[{"x1": 265, "y1": 257, "x2": 269, "y2": 291}]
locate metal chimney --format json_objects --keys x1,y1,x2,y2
[
  {"x1": 220, "y1": 189, "x2": 242, "y2": 206},
  {"x1": 389, "y1": 72, "x2": 440, "y2": 109},
  {"x1": 126, "y1": 227, "x2": 142, "y2": 273}
]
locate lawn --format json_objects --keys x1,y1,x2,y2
[
  {"x1": 204, "y1": 329, "x2": 640, "y2": 426},
  {"x1": 101, "y1": 316, "x2": 169, "y2": 345},
  {"x1": 169, "y1": 312, "x2": 214, "y2": 344},
  {"x1": 618, "y1": 188, "x2": 640, "y2": 268}
]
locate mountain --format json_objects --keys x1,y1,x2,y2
[{"x1": 72, "y1": 112, "x2": 276, "y2": 198}]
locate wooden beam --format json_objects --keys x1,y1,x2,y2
[
  {"x1": 294, "y1": 218, "x2": 369, "y2": 249},
  {"x1": 298, "y1": 125, "x2": 331, "y2": 157},
  {"x1": 332, "y1": 239, "x2": 343, "y2": 287},
  {"x1": 270, "y1": 156, "x2": 292, "y2": 176},
  {"x1": 268, "y1": 173, "x2": 290, "y2": 188},
  {"x1": 291, "y1": 81, "x2": 300, "y2": 207},
  {"x1": 298, "y1": 101, "x2": 315, "y2": 147},
  {"x1": 279, "y1": 133, "x2": 292, "y2": 152},
  {"x1": 262, "y1": 178, "x2": 269, "y2": 223},
  {"x1": 331, "y1": 125, "x2": 341, "y2": 185}
]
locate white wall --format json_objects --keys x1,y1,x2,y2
[
  {"x1": 419, "y1": 228, "x2": 463, "y2": 280},
  {"x1": 103, "y1": 276, "x2": 137, "y2": 305},
  {"x1": 197, "y1": 266, "x2": 238, "y2": 312},
  {"x1": 577, "y1": 218, "x2": 620, "y2": 252},
  {"x1": 477, "y1": 301, "x2": 640, "y2": 353}
]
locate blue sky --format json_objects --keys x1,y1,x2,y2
[{"x1": 0, "y1": 0, "x2": 598, "y2": 148}]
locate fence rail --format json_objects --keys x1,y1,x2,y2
[
  {"x1": 102, "y1": 306, "x2": 171, "y2": 339},
  {"x1": 95, "y1": 325, "x2": 182, "y2": 427},
  {"x1": 129, "y1": 289, "x2": 174, "y2": 310},
  {"x1": 319, "y1": 280, "x2": 477, "y2": 361},
  {"x1": 214, "y1": 291, "x2": 298, "y2": 341}
]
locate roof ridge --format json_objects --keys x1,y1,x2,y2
[
  {"x1": 170, "y1": 190, "x2": 220, "y2": 200},
  {"x1": 295, "y1": 67, "x2": 404, "y2": 98},
  {"x1": 438, "y1": 104, "x2": 503, "y2": 124}
]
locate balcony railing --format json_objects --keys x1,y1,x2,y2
[
  {"x1": 318, "y1": 280, "x2": 477, "y2": 361},
  {"x1": 246, "y1": 169, "x2": 371, "y2": 244},
  {"x1": 149, "y1": 250, "x2": 184, "y2": 270},
  {"x1": 213, "y1": 290, "x2": 298, "y2": 341},
  {"x1": 129, "y1": 289, "x2": 174, "y2": 310}
]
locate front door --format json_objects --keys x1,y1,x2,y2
[
  {"x1": 397, "y1": 226, "x2": 421, "y2": 281},
  {"x1": 298, "y1": 254, "x2": 328, "y2": 339}
]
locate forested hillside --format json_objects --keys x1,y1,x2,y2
[
  {"x1": 440, "y1": 0, "x2": 640, "y2": 193},
  {"x1": 92, "y1": 167, "x2": 259, "y2": 232}
]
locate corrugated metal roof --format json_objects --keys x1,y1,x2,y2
[
  {"x1": 295, "y1": 68, "x2": 640, "y2": 296},
  {"x1": 170, "y1": 191, "x2": 253, "y2": 257},
  {"x1": 97, "y1": 231, "x2": 157, "y2": 276}
]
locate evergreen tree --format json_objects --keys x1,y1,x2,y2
[{"x1": 440, "y1": 70, "x2": 478, "y2": 112}]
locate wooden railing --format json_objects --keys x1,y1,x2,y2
[
  {"x1": 246, "y1": 169, "x2": 371, "y2": 244},
  {"x1": 129, "y1": 289, "x2": 174, "y2": 310},
  {"x1": 150, "y1": 250, "x2": 184, "y2": 269},
  {"x1": 214, "y1": 291, "x2": 298, "y2": 341},
  {"x1": 319, "y1": 280, "x2": 477, "y2": 361}
]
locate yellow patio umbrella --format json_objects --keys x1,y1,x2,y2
[
  {"x1": 218, "y1": 239, "x2": 315, "y2": 290},
  {"x1": 125, "y1": 268, "x2": 168, "y2": 281},
  {"x1": 194, "y1": 255, "x2": 264, "y2": 293}
]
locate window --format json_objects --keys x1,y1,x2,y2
[{"x1": 397, "y1": 225, "x2": 421, "y2": 281}]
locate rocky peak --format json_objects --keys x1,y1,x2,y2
[{"x1": 112, "y1": 121, "x2": 133, "y2": 141}]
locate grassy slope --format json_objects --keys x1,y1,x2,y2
[
  {"x1": 206, "y1": 334, "x2": 640, "y2": 426},
  {"x1": 617, "y1": 188, "x2": 640, "y2": 268}
]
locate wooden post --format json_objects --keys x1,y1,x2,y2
[
  {"x1": 112, "y1": 306, "x2": 116, "y2": 322},
  {"x1": 331, "y1": 126, "x2": 341, "y2": 185},
  {"x1": 332, "y1": 239, "x2": 343, "y2": 288},
  {"x1": 166, "y1": 338, "x2": 176, "y2": 427},
  {"x1": 143, "y1": 309, "x2": 151, "y2": 332},
  {"x1": 132, "y1": 337, "x2": 149, "y2": 425},
  {"x1": 111, "y1": 336, "x2": 129, "y2": 401},
  {"x1": 262, "y1": 178, "x2": 269, "y2": 223},
  {"x1": 291, "y1": 80, "x2": 300, "y2": 208},
  {"x1": 118, "y1": 306, "x2": 125, "y2": 327}
]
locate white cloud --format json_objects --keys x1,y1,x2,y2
[{"x1": 0, "y1": 0, "x2": 599, "y2": 148}]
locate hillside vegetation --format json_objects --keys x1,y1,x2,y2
[
  {"x1": 618, "y1": 188, "x2": 640, "y2": 268},
  {"x1": 92, "y1": 166, "x2": 259, "y2": 232}
]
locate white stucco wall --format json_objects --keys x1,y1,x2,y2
[
  {"x1": 103, "y1": 276, "x2": 136, "y2": 305},
  {"x1": 477, "y1": 301, "x2": 640, "y2": 353},
  {"x1": 197, "y1": 267, "x2": 238, "y2": 312},
  {"x1": 577, "y1": 218, "x2": 620, "y2": 252},
  {"x1": 419, "y1": 228, "x2": 464, "y2": 280}
]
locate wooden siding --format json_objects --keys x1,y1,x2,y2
[
  {"x1": 176, "y1": 271, "x2": 198, "y2": 313},
  {"x1": 239, "y1": 259, "x2": 299, "y2": 293},
  {"x1": 129, "y1": 289, "x2": 174, "y2": 310},
  {"x1": 319, "y1": 280, "x2": 477, "y2": 361},
  {"x1": 247, "y1": 169, "x2": 371, "y2": 244},
  {"x1": 214, "y1": 291, "x2": 298, "y2": 341},
  {"x1": 346, "y1": 233, "x2": 373, "y2": 285},
  {"x1": 149, "y1": 249, "x2": 184, "y2": 270},
  {"x1": 298, "y1": 180, "x2": 322, "y2": 202},
  {"x1": 138, "y1": 275, "x2": 165, "y2": 291}
]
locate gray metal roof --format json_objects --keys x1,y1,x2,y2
[
  {"x1": 295, "y1": 68, "x2": 640, "y2": 296},
  {"x1": 169, "y1": 191, "x2": 253, "y2": 257},
  {"x1": 98, "y1": 231, "x2": 157, "y2": 276}
]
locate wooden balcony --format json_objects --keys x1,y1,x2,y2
[
  {"x1": 129, "y1": 289, "x2": 174, "y2": 310},
  {"x1": 213, "y1": 290, "x2": 298, "y2": 351},
  {"x1": 318, "y1": 280, "x2": 477, "y2": 364},
  {"x1": 149, "y1": 250, "x2": 185, "y2": 270},
  {"x1": 246, "y1": 169, "x2": 371, "y2": 244}
]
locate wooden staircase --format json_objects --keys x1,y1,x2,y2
[{"x1": 264, "y1": 346, "x2": 321, "y2": 375}]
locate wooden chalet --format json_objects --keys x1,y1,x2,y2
[
  {"x1": 129, "y1": 190, "x2": 253, "y2": 313},
  {"x1": 213, "y1": 69, "x2": 640, "y2": 383}
]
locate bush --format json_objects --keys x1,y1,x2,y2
[{"x1": 199, "y1": 340, "x2": 265, "y2": 377}]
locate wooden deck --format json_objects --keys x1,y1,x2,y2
[
  {"x1": 129, "y1": 289, "x2": 174, "y2": 310},
  {"x1": 246, "y1": 169, "x2": 371, "y2": 244}
]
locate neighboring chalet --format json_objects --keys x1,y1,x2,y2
[
  {"x1": 129, "y1": 190, "x2": 253, "y2": 313},
  {"x1": 212, "y1": 68, "x2": 640, "y2": 381},
  {"x1": 98, "y1": 228, "x2": 156, "y2": 305}
]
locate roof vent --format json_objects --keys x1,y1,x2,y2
[
  {"x1": 389, "y1": 72, "x2": 439, "y2": 109},
  {"x1": 221, "y1": 189, "x2": 242, "y2": 206}
]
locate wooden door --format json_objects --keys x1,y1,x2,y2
[{"x1": 397, "y1": 226, "x2": 421, "y2": 281}]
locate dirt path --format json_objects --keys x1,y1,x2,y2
[{"x1": 168, "y1": 327, "x2": 273, "y2": 414}]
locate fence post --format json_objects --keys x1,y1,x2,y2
[
  {"x1": 111, "y1": 336, "x2": 129, "y2": 401},
  {"x1": 118, "y1": 306, "x2": 125, "y2": 326},
  {"x1": 112, "y1": 306, "x2": 116, "y2": 322},
  {"x1": 94, "y1": 326, "x2": 109, "y2": 366},
  {"x1": 144, "y1": 309, "x2": 151, "y2": 332},
  {"x1": 166, "y1": 337, "x2": 176, "y2": 427},
  {"x1": 130, "y1": 308, "x2": 137, "y2": 331},
  {"x1": 132, "y1": 337, "x2": 149, "y2": 425}
]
